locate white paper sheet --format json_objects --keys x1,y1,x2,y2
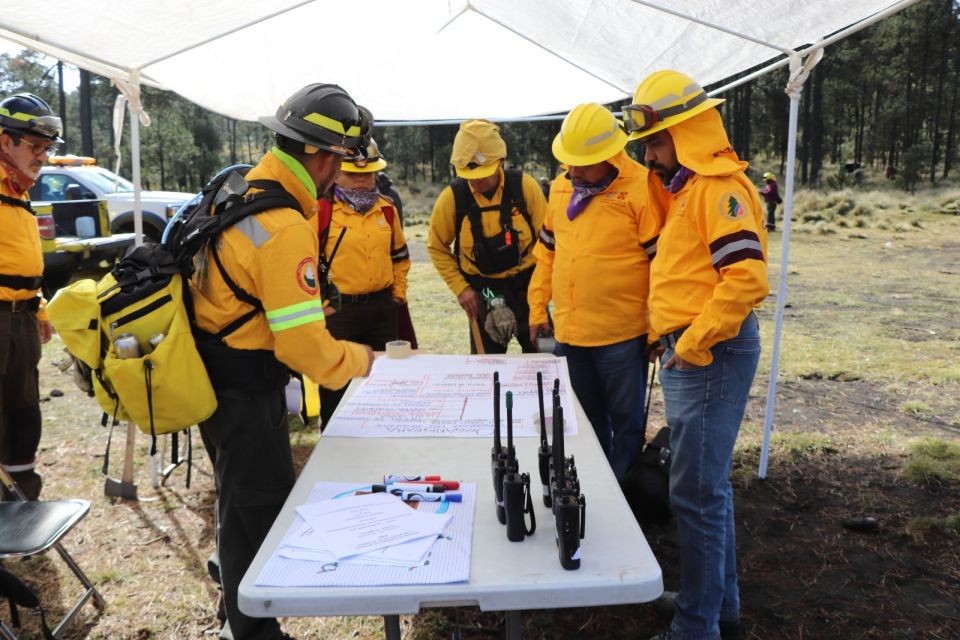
[
  {"x1": 323, "y1": 354, "x2": 578, "y2": 438},
  {"x1": 294, "y1": 492, "x2": 450, "y2": 560},
  {"x1": 256, "y1": 482, "x2": 476, "y2": 587}
]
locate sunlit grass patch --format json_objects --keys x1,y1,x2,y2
[
  {"x1": 905, "y1": 513, "x2": 960, "y2": 542},
  {"x1": 902, "y1": 438, "x2": 960, "y2": 487}
]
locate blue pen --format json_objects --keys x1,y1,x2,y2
[{"x1": 397, "y1": 491, "x2": 462, "y2": 503}]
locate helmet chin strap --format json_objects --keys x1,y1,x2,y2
[{"x1": 0, "y1": 150, "x2": 36, "y2": 195}]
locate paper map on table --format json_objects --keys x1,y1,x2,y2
[
  {"x1": 322, "y1": 354, "x2": 578, "y2": 438},
  {"x1": 255, "y1": 481, "x2": 476, "y2": 587}
]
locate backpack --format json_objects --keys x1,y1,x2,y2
[
  {"x1": 48, "y1": 168, "x2": 302, "y2": 456},
  {"x1": 451, "y1": 169, "x2": 534, "y2": 276},
  {"x1": 620, "y1": 360, "x2": 673, "y2": 525}
]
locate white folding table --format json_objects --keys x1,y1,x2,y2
[{"x1": 239, "y1": 356, "x2": 663, "y2": 639}]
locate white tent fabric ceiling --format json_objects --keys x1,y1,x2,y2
[{"x1": 1, "y1": 0, "x2": 907, "y2": 122}]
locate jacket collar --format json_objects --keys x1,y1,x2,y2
[{"x1": 247, "y1": 149, "x2": 319, "y2": 220}]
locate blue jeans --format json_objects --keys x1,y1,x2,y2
[
  {"x1": 659, "y1": 313, "x2": 760, "y2": 640},
  {"x1": 555, "y1": 337, "x2": 648, "y2": 480}
]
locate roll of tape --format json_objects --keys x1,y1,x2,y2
[{"x1": 385, "y1": 340, "x2": 412, "y2": 359}]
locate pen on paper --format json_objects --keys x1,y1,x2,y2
[
  {"x1": 460, "y1": 395, "x2": 467, "y2": 420},
  {"x1": 398, "y1": 491, "x2": 462, "y2": 503}
]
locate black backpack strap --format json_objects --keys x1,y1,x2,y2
[
  {"x1": 451, "y1": 179, "x2": 501, "y2": 267},
  {"x1": 208, "y1": 181, "x2": 302, "y2": 340},
  {"x1": 502, "y1": 169, "x2": 535, "y2": 259},
  {"x1": 0, "y1": 193, "x2": 35, "y2": 215}
]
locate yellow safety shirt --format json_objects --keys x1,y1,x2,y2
[
  {"x1": 0, "y1": 164, "x2": 46, "y2": 319},
  {"x1": 648, "y1": 109, "x2": 769, "y2": 366},
  {"x1": 528, "y1": 151, "x2": 661, "y2": 347},
  {"x1": 427, "y1": 167, "x2": 546, "y2": 296},
  {"x1": 190, "y1": 148, "x2": 368, "y2": 389},
  {"x1": 313, "y1": 196, "x2": 410, "y2": 302}
]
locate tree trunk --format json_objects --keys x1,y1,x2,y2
[
  {"x1": 943, "y1": 48, "x2": 959, "y2": 179},
  {"x1": 79, "y1": 69, "x2": 94, "y2": 157},
  {"x1": 810, "y1": 65, "x2": 824, "y2": 186}
]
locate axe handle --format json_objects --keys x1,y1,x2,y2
[
  {"x1": 121, "y1": 421, "x2": 137, "y2": 484},
  {"x1": 470, "y1": 316, "x2": 486, "y2": 355}
]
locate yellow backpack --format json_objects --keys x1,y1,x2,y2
[
  {"x1": 48, "y1": 255, "x2": 217, "y2": 439},
  {"x1": 48, "y1": 169, "x2": 302, "y2": 453}
]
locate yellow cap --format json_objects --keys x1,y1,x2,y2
[
  {"x1": 341, "y1": 138, "x2": 387, "y2": 173},
  {"x1": 625, "y1": 69, "x2": 725, "y2": 140},
  {"x1": 552, "y1": 103, "x2": 627, "y2": 166},
  {"x1": 763, "y1": 171, "x2": 776, "y2": 181},
  {"x1": 450, "y1": 119, "x2": 507, "y2": 179}
]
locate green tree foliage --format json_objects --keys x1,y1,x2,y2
[{"x1": 737, "y1": 0, "x2": 960, "y2": 189}]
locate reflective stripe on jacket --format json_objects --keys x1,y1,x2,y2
[
  {"x1": 647, "y1": 109, "x2": 769, "y2": 366},
  {"x1": 189, "y1": 150, "x2": 368, "y2": 389},
  {"x1": 427, "y1": 167, "x2": 546, "y2": 296},
  {"x1": 528, "y1": 151, "x2": 661, "y2": 347}
]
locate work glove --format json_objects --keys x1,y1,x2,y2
[{"x1": 483, "y1": 294, "x2": 517, "y2": 346}]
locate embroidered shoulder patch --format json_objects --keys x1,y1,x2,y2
[
  {"x1": 719, "y1": 192, "x2": 748, "y2": 221},
  {"x1": 296, "y1": 257, "x2": 320, "y2": 295}
]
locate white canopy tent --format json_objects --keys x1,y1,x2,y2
[{"x1": 0, "y1": 0, "x2": 923, "y2": 477}]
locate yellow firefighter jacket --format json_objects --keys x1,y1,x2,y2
[
  {"x1": 648, "y1": 108, "x2": 769, "y2": 366},
  {"x1": 427, "y1": 167, "x2": 546, "y2": 296},
  {"x1": 0, "y1": 164, "x2": 46, "y2": 319},
  {"x1": 189, "y1": 149, "x2": 368, "y2": 389},
  {"x1": 528, "y1": 151, "x2": 661, "y2": 347},
  {"x1": 313, "y1": 196, "x2": 410, "y2": 302}
]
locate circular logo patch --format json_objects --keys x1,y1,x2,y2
[
  {"x1": 296, "y1": 257, "x2": 320, "y2": 295},
  {"x1": 719, "y1": 192, "x2": 748, "y2": 221}
]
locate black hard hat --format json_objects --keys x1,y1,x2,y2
[
  {"x1": 260, "y1": 84, "x2": 363, "y2": 156},
  {"x1": 0, "y1": 93, "x2": 63, "y2": 142}
]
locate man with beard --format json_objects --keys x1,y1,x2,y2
[
  {"x1": 0, "y1": 93, "x2": 57, "y2": 501},
  {"x1": 624, "y1": 70, "x2": 769, "y2": 640}
]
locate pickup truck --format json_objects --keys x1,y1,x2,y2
[
  {"x1": 29, "y1": 155, "x2": 193, "y2": 243},
  {"x1": 35, "y1": 198, "x2": 135, "y2": 296}
]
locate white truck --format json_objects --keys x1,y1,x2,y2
[{"x1": 29, "y1": 155, "x2": 194, "y2": 242}]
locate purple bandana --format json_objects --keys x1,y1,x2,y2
[
  {"x1": 665, "y1": 166, "x2": 694, "y2": 194},
  {"x1": 566, "y1": 169, "x2": 618, "y2": 220},
  {"x1": 334, "y1": 185, "x2": 379, "y2": 214}
]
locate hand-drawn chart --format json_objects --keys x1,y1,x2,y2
[{"x1": 323, "y1": 355, "x2": 579, "y2": 438}]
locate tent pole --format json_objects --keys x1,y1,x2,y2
[
  {"x1": 130, "y1": 101, "x2": 143, "y2": 247},
  {"x1": 758, "y1": 89, "x2": 801, "y2": 479}
]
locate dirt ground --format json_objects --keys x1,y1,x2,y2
[{"x1": 6, "y1": 206, "x2": 960, "y2": 639}]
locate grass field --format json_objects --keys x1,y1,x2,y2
[{"x1": 9, "y1": 184, "x2": 960, "y2": 639}]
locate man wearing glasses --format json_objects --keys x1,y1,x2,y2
[
  {"x1": 428, "y1": 119, "x2": 547, "y2": 354},
  {"x1": 624, "y1": 71, "x2": 768, "y2": 640},
  {"x1": 0, "y1": 93, "x2": 59, "y2": 501}
]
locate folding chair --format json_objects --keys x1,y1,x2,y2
[{"x1": 0, "y1": 467, "x2": 105, "y2": 638}]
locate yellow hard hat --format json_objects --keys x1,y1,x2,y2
[
  {"x1": 763, "y1": 171, "x2": 776, "y2": 181},
  {"x1": 450, "y1": 119, "x2": 507, "y2": 179},
  {"x1": 624, "y1": 70, "x2": 725, "y2": 140},
  {"x1": 551, "y1": 103, "x2": 627, "y2": 166},
  {"x1": 341, "y1": 138, "x2": 387, "y2": 173}
]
